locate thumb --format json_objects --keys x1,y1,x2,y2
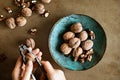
[
  {"x1": 41, "y1": 61, "x2": 54, "y2": 74},
  {"x1": 22, "y1": 60, "x2": 33, "y2": 80}
]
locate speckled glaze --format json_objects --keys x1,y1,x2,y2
[{"x1": 49, "y1": 14, "x2": 107, "y2": 71}]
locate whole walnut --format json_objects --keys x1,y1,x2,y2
[
  {"x1": 63, "y1": 31, "x2": 75, "y2": 41},
  {"x1": 42, "y1": 0, "x2": 51, "y2": 4},
  {"x1": 81, "y1": 40, "x2": 93, "y2": 50},
  {"x1": 69, "y1": 38, "x2": 81, "y2": 48},
  {"x1": 33, "y1": 3, "x2": 45, "y2": 14},
  {"x1": 78, "y1": 31, "x2": 88, "y2": 41},
  {"x1": 60, "y1": 43, "x2": 72, "y2": 55},
  {"x1": 16, "y1": 16, "x2": 27, "y2": 27},
  {"x1": 72, "y1": 47, "x2": 83, "y2": 61},
  {"x1": 6, "y1": 17, "x2": 16, "y2": 29},
  {"x1": 25, "y1": 38, "x2": 35, "y2": 49},
  {"x1": 71, "y1": 22, "x2": 83, "y2": 33},
  {"x1": 21, "y1": 8, "x2": 32, "y2": 17}
]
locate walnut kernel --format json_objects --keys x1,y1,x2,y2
[{"x1": 72, "y1": 47, "x2": 83, "y2": 61}]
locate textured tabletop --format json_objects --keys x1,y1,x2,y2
[{"x1": 0, "y1": 0, "x2": 120, "y2": 80}]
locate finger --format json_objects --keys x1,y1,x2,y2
[
  {"x1": 20, "y1": 64, "x2": 25, "y2": 78},
  {"x1": 33, "y1": 62, "x2": 38, "y2": 73},
  {"x1": 33, "y1": 52, "x2": 42, "y2": 73},
  {"x1": 33, "y1": 48, "x2": 40, "y2": 55},
  {"x1": 41, "y1": 61, "x2": 54, "y2": 74},
  {"x1": 22, "y1": 60, "x2": 33, "y2": 80},
  {"x1": 37, "y1": 52, "x2": 42, "y2": 60},
  {"x1": 12, "y1": 57, "x2": 22, "y2": 80}
]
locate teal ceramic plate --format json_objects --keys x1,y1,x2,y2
[{"x1": 49, "y1": 14, "x2": 106, "y2": 70}]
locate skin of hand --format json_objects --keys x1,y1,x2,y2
[
  {"x1": 12, "y1": 48, "x2": 42, "y2": 80},
  {"x1": 12, "y1": 48, "x2": 66, "y2": 80},
  {"x1": 41, "y1": 61, "x2": 66, "y2": 80}
]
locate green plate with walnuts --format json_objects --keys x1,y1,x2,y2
[{"x1": 49, "y1": 14, "x2": 106, "y2": 70}]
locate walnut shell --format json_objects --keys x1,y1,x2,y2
[
  {"x1": 78, "y1": 31, "x2": 88, "y2": 41},
  {"x1": 33, "y1": 3, "x2": 45, "y2": 14},
  {"x1": 81, "y1": 40, "x2": 93, "y2": 50},
  {"x1": 6, "y1": 17, "x2": 16, "y2": 29},
  {"x1": 70, "y1": 22, "x2": 83, "y2": 33},
  {"x1": 63, "y1": 31, "x2": 75, "y2": 41},
  {"x1": 25, "y1": 38, "x2": 35, "y2": 49},
  {"x1": 21, "y1": 8, "x2": 32, "y2": 17},
  {"x1": 86, "y1": 29, "x2": 95, "y2": 40},
  {"x1": 72, "y1": 47, "x2": 83, "y2": 61},
  {"x1": 16, "y1": 16, "x2": 27, "y2": 27},
  {"x1": 69, "y1": 38, "x2": 81, "y2": 48},
  {"x1": 60, "y1": 43, "x2": 72, "y2": 55},
  {"x1": 41, "y1": 0, "x2": 51, "y2": 4}
]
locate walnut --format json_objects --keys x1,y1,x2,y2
[
  {"x1": 70, "y1": 22, "x2": 83, "y2": 33},
  {"x1": 6, "y1": 17, "x2": 16, "y2": 29},
  {"x1": 25, "y1": 38, "x2": 35, "y2": 49},
  {"x1": 0, "y1": 15, "x2": 5, "y2": 21},
  {"x1": 69, "y1": 38, "x2": 81, "y2": 48},
  {"x1": 79, "y1": 58, "x2": 85, "y2": 63},
  {"x1": 80, "y1": 54, "x2": 85, "y2": 58},
  {"x1": 41, "y1": 0, "x2": 51, "y2": 4},
  {"x1": 32, "y1": 3, "x2": 45, "y2": 14},
  {"x1": 86, "y1": 48, "x2": 94, "y2": 55},
  {"x1": 81, "y1": 40, "x2": 93, "y2": 50},
  {"x1": 63, "y1": 31, "x2": 75, "y2": 41},
  {"x1": 21, "y1": 8, "x2": 32, "y2": 17},
  {"x1": 78, "y1": 31, "x2": 88, "y2": 41},
  {"x1": 60, "y1": 43, "x2": 72, "y2": 55},
  {"x1": 16, "y1": 16, "x2": 27, "y2": 27},
  {"x1": 72, "y1": 47, "x2": 83, "y2": 61},
  {"x1": 86, "y1": 29, "x2": 95, "y2": 40},
  {"x1": 87, "y1": 55, "x2": 92, "y2": 62},
  {"x1": 29, "y1": 28, "x2": 37, "y2": 35}
]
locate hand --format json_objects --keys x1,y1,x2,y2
[
  {"x1": 12, "y1": 48, "x2": 42, "y2": 80},
  {"x1": 41, "y1": 61, "x2": 66, "y2": 80},
  {"x1": 12, "y1": 48, "x2": 66, "y2": 80}
]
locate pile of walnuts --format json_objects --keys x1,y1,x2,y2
[
  {"x1": 1, "y1": 0, "x2": 51, "y2": 30},
  {"x1": 60, "y1": 22, "x2": 95, "y2": 63}
]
